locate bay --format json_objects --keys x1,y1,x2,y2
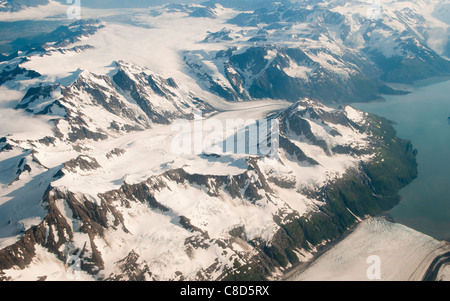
[{"x1": 353, "y1": 79, "x2": 450, "y2": 240}]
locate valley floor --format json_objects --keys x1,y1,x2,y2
[{"x1": 283, "y1": 217, "x2": 450, "y2": 281}]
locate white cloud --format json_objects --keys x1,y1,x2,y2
[{"x1": 0, "y1": 86, "x2": 53, "y2": 139}]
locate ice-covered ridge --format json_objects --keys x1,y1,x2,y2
[
  {"x1": 0, "y1": 91, "x2": 417, "y2": 281},
  {"x1": 14, "y1": 60, "x2": 213, "y2": 143},
  {"x1": 0, "y1": 0, "x2": 436, "y2": 281}
]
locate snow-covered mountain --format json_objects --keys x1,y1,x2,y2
[
  {"x1": 150, "y1": 2, "x2": 225, "y2": 18},
  {"x1": 0, "y1": 96, "x2": 418, "y2": 280},
  {"x1": 184, "y1": 0, "x2": 450, "y2": 103},
  {"x1": 0, "y1": 0, "x2": 49, "y2": 12},
  {"x1": 15, "y1": 61, "x2": 212, "y2": 142},
  {"x1": 1, "y1": 19, "x2": 104, "y2": 86},
  {"x1": 1, "y1": 0, "x2": 448, "y2": 281}
]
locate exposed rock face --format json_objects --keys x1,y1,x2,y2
[
  {"x1": 0, "y1": 137, "x2": 13, "y2": 152},
  {"x1": 0, "y1": 1, "x2": 431, "y2": 280},
  {"x1": 186, "y1": 44, "x2": 386, "y2": 103},
  {"x1": 12, "y1": 19, "x2": 105, "y2": 52},
  {"x1": 112, "y1": 61, "x2": 211, "y2": 124},
  {"x1": 15, "y1": 61, "x2": 213, "y2": 143},
  {"x1": 1, "y1": 19, "x2": 105, "y2": 86},
  {"x1": 0, "y1": 100, "x2": 418, "y2": 281},
  {"x1": 105, "y1": 250, "x2": 151, "y2": 281},
  {"x1": 105, "y1": 148, "x2": 126, "y2": 159},
  {"x1": 186, "y1": 3, "x2": 450, "y2": 103},
  {"x1": 64, "y1": 156, "x2": 101, "y2": 173},
  {"x1": 0, "y1": 64, "x2": 40, "y2": 86},
  {"x1": 0, "y1": 186, "x2": 125, "y2": 275}
]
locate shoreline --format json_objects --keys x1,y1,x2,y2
[
  {"x1": 346, "y1": 76, "x2": 450, "y2": 107},
  {"x1": 352, "y1": 77, "x2": 450, "y2": 242},
  {"x1": 283, "y1": 76, "x2": 450, "y2": 281},
  {"x1": 384, "y1": 76, "x2": 450, "y2": 93}
]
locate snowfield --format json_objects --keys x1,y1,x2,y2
[
  {"x1": 0, "y1": 96, "x2": 378, "y2": 280},
  {"x1": 286, "y1": 218, "x2": 450, "y2": 281},
  {"x1": 0, "y1": 0, "x2": 449, "y2": 281},
  {"x1": 437, "y1": 264, "x2": 450, "y2": 281}
]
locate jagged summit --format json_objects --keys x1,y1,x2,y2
[
  {"x1": 0, "y1": 97, "x2": 418, "y2": 280},
  {"x1": 0, "y1": 0, "x2": 442, "y2": 281},
  {"x1": 186, "y1": 1, "x2": 450, "y2": 103},
  {"x1": 14, "y1": 61, "x2": 212, "y2": 142}
]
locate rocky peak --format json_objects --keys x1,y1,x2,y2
[
  {"x1": 277, "y1": 99, "x2": 367, "y2": 156},
  {"x1": 14, "y1": 61, "x2": 212, "y2": 143}
]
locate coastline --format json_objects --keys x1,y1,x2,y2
[
  {"x1": 346, "y1": 76, "x2": 450, "y2": 107},
  {"x1": 353, "y1": 77, "x2": 450, "y2": 241},
  {"x1": 281, "y1": 76, "x2": 450, "y2": 281},
  {"x1": 382, "y1": 76, "x2": 450, "y2": 93}
]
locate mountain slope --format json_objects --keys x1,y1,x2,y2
[
  {"x1": 1, "y1": 19, "x2": 105, "y2": 87},
  {"x1": 0, "y1": 99, "x2": 417, "y2": 280},
  {"x1": 0, "y1": 0, "x2": 49, "y2": 12},
  {"x1": 0, "y1": 0, "x2": 440, "y2": 282},
  {"x1": 184, "y1": 0, "x2": 450, "y2": 103},
  {"x1": 15, "y1": 60, "x2": 212, "y2": 142}
]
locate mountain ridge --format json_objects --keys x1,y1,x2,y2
[
  {"x1": 0, "y1": 0, "x2": 444, "y2": 281},
  {"x1": 0, "y1": 98, "x2": 418, "y2": 280}
]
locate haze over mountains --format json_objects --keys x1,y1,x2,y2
[{"x1": 0, "y1": 0, "x2": 205, "y2": 12}]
